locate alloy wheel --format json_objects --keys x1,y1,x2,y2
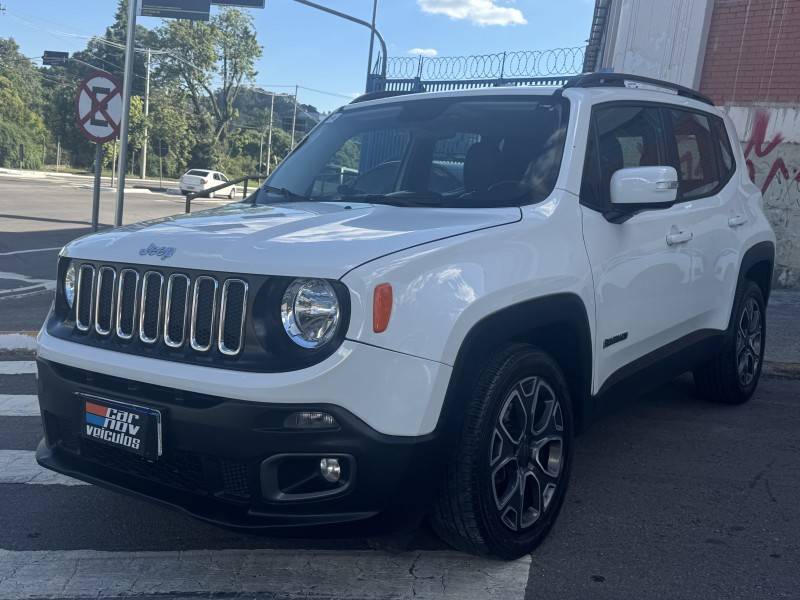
[
  {"x1": 736, "y1": 297, "x2": 762, "y2": 387},
  {"x1": 489, "y1": 376, "x2": 565, "y2": 532}
]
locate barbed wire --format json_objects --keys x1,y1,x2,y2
[{"x1": 384, "y1": 47, "x2": 586, "y2": 81}]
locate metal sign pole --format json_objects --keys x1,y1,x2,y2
[
  {"x1": 91, "y1": 143, "x2": 102, "y2": 231},
  {"x1": 115, "y1": 0, "x2": 139, "y2": 227}
]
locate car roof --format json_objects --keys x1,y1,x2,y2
[{"x1": 346, "y1": 73, "x2": 713, "y2": 112}]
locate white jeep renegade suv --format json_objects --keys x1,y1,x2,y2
[{"x1": 37, "y1": 73, "x2": 775, "y2": 559}]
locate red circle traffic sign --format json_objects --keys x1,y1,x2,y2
[{"x1": 75, "y1": 72, "x2": 123, "y2": 144}]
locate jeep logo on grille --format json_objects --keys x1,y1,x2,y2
[{"x1": 139, "y1": 243, "x2": 176, "y2": 260}]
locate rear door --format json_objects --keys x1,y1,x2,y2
[
  {"x1": 580, "y1": 103, "x2": 704, "y2": 391},
  {"x1": 661, "y1": 107, "x2": 741, "y2": 333}
]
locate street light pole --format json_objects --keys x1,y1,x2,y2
[
  {"x1": 140, "y1": 48, "x2": 152, "y2": 180},
  {"x1": 114, "y1": 0, "x2": 138, "y2": 227},
  {"x1": 266, "y1": 92, "x2": 275, "y2": 176},
  {"x1": 291, "y1": 85, "x2": 298, "y2": 148},
  {"x1": 292, "y1": 0, "x2": 387, "y2": 89},
  {"x1": 366, "y1": 0, "x2": 378, "y2": 81}
]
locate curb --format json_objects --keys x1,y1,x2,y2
[{"x1": 763, "y1": 361, "x2": 800, "y2": 379}]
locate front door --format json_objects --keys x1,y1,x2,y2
[{"x1": 579, "y1": 103, "x2": 703, "y2": 392}]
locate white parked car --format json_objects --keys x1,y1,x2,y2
[
  {"x1": 37, "y1": 74, "x2": 775, "y2": 559},
  {"x1": 179, "y1": 169, "x2": 237, "y2": 198}
]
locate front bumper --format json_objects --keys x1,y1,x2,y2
[{"x1": 36, "y1": 357, "x2": 448, "y2": 529}]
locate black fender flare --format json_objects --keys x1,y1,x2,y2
[
  {"x1": 434, "y1": 293, "x2": 594, "y2": 440},
  {"x1": 737, "y1": 241, "x2": 775, "y2": 301}
]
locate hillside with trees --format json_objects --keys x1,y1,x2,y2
[{"x1": 0, "y1": 0, "x2": 322, "y2": 179}]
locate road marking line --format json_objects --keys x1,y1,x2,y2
[
  {"x1": 0, "y1": 395, "x2": 39, "y2": 417},
  {"x1": 0, "y1": 548, "x2": 531, "y2": 599},
  {"x1": 0, "y1": 247, "x2": 61, "y2": 257},
  {"x1": 0, "y1": 271, "x2": 56, "y2": 301},
  {"x1": 0, "y1": 450, "x2": 88, "y2": 486},
  {"x1": 0, "y1": 333, "x2": 37, "y2": 351},
  {"x1": 0, "y1": 361, "x2": 36, "y2": 375}
]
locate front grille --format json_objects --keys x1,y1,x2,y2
[
  {"x1": 72, "y1": 262, "x2": 249, "y2": 357},
  {"x1": 94, "y1": 267, "x2": 116, "y2": 335},
  {"x1": 191, "y1": 277, "x2": 217, "y2": 352},
  {"x1": 76, "y1": 265, "x2": 95, "y2": 331},
  {"x1": 139, "y1": 271, "x2": 163, "y2": 344}
]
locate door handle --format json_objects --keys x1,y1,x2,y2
[
  {"x1": 728, "y1": 214, "x2": 748, "y2": 228},
  {"x1": 666, "y1": 230, "x2": 693, "y2": 246}
]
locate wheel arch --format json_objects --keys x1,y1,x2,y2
[
  {"x1": 436, "y1": 293, "x2": 594, "y2": 437},
  {"x1": 739, "y1": 241, "x2": 775, "y2": 305}
]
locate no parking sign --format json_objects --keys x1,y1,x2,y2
[{"x1": 75, "y1": 72, "x2": 122, "y2": 144}]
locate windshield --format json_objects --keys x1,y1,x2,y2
[{"x1": 256, "y1": 95, "x2": 569, "y2": 208}]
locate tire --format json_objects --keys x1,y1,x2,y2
[
  {"x1": 430, "y1": 344, "x2": 574, "y2": 559},
  {"x1": 693, "y1": 280, "x2": 766, "y2": 405},
  {"x1": 180, "y1": 189, "x2": 188, "y2": 196},
  {"x1": 209, "y1": 191, "x2": 216, "y2": 199},
  {"x1": 229, "y1": 188, "x2": 236, "y2": 199}
]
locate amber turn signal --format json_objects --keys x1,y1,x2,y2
[{"x1": 373, "y1": 283, "x2": 393, "y2": 333}]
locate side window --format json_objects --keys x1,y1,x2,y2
[
  {"x1": 580, "y1": 104, "x2": 665, "y2": 209},
  {"x1": 712, "y1": 117, "x2": 736, "y2": 182},
  {"x1": 666, "y1": 109, "x2": 721, "y2": 200}
]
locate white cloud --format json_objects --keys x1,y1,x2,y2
[
  {"x1": 408, "y1": 48, "x2": 439, "y2": 57},
  {"x1": 417, "y1": 0, "x2": 527, "y2": 26}
]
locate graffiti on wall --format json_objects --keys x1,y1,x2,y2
[
  {"x1": 743, "y1": 109, "x2": 800, "y2": 208},
  {"x1": 738, "y1": 107, "x2": 800, "y2": 287}
]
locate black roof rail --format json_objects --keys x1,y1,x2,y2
[
  {"x1": 562, "y1": 72, "x2": 714, "y2": 106},
  {"x1": 350, "y1": 89, "x2": 419, "y2": 104}
]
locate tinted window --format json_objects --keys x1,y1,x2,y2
[
  {"x1": 712, "y1": 118, "x2": 736, "y2": 181},
  {"x1": 261, "y1": 97, "x2": 569, "y2": 208},
  {"x1": 666, "y1": 109, "x2": 720, "y2": 200},
  {"x1": 187, "y1": 170, "x2": 209, "y2": 177},
  {"x1": 581, "y1": 105, "x2": 665, "y2": 208}
]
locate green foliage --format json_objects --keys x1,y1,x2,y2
[
  {"x1": 0, "y1": 43, "x2": 48, "y2": 168},
  {"x1": 0, "y1": 4, "x2": 319, "y2": 178}
]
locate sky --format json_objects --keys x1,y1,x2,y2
[{"x1": 0, "y1": 0, "x2": 595, "y2": 111}]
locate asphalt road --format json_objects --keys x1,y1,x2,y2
[{"x1": 1, "y1": 176, "x2": 799, "y2": 599}]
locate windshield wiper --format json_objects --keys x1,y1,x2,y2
[
  {"x1": 252, "y1": 184, "x2": 308, "y2": 205},
  {"x1": 340, "y1": 190, "x2": 444, "y2": 207}
]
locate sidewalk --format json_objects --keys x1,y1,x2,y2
[
  {"x1": 764, "y1": 289, "x2": 800, "y2": 377},
  {"x1": 0, "y1": 167, "x2": 179, "y2": 189}
]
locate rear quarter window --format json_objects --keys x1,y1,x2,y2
[{"x1": 666, "y1": 109, "x2": 722, "y2": 201}]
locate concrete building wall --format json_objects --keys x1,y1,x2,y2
[
  {"x1": 599, "y1": 0, "x2": 714, "y2": 88},
  {"x1": 699, "y1": 0, "x2": 800, "y2": 287},
  {"x1": 725, "y1": 106, "x2": 800, "y2": 287}
]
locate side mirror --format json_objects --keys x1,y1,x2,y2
[{"x1": 606, "y1": 166, "x2": 679, "y2": 223}]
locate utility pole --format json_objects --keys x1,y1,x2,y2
[
  {"x1": 140, "y1": 48, "x2": 151, "y2": 180},
  {"x1": 293, "y1": 0, "x2": 387, "y2": 90},
  {"x1": 266, "y1": 92, "x2": 275, "y2": 175},
  {"x1": 366, "y1": 0, "x2": 378, "y2": 82},
  {"x1": 291, "y1": 85, "x2": 299, "y2": 148},
  {"x1": 115, "y1": 0, "x2": 138, "y2": 227},
  {"x1": 55, "y1": 137, "x2": 61, "y2": 172}
]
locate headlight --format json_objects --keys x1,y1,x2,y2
[
  {"x1": 281, "y1": 278, "x2": 340, "y2": 348},
  {"x1": 64, "y1": 263, "x2": 76, "y2": 309}
]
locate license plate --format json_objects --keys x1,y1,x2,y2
[{"x1": 80, "y1": 395, "x2": 162, "y2": 461}]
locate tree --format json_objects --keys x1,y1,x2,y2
[
  {"x1": 0, "y1": 40, "x2": 47, "y2": 168},
  {"x1": 156, "y1": 8, "x2": 262, "y2": 144}
]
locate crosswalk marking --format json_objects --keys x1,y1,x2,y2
[
  {"x1": 0, "y1": 333, "x2": 37, "y2": 351},
  {"x1": 0, "y1": 395, "x2": 39, "y2": 416},
  {"x1": 0, "y1": 361, "x2": 36, "y2": 375},
  {"x1": 0, "y1": 548, "x2": 531, "y2": 600},
  {"x1": 0, "y1": 450, "x2": 87, "y2": 486}
]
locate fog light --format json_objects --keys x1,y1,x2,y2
[
  {"x1": 284, "y1": 411, "x2": 338, "y2": 430},
  {"x1": 320, "y1": 458, "x2": 341, "y2": 483}
]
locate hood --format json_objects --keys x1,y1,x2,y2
[{"x1": 64, "y1": 202, "x2": 521, "y2": 279}]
